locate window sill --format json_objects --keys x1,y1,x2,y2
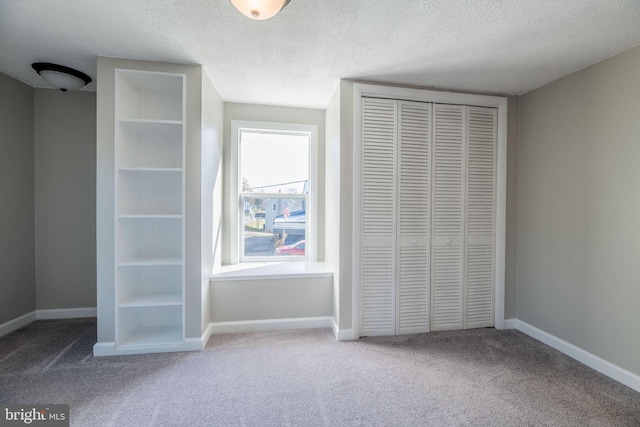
[{"x1": 211, "y1": 262, "x2": 333, "y2": 282}]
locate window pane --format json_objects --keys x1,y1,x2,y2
[
  {"x1": 239, "y1": 128, "x2": 311, "y2": 261},
  {"x1": 243, "y1": 196, "x2": 307, "y2": 258},
  {"x1": 240, "y1": 132, "x2": 309, "y2": 194}
]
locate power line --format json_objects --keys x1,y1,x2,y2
[{"x1": 246, "y1": 179, "x2": 307, "y2": 190}]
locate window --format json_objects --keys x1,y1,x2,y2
[{"x1": 231, "y1": 121, "x2": 317, "y2": 262}]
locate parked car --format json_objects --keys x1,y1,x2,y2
[{"x1": 275, "y1": 240, "x2": 305, "y2": 256}]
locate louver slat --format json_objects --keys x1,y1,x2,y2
[
  {"x1": 432, "y1": 245, "x2": 462, "y2": 329},
  {"x1": 397, "y1": 101, "x2": 430, "y2": 334},
  {"x1": 431, "y1": 104, "x2": 464, "y2": 331},
  {"x1": 398, "y1": 246, "x2": 428, "y2": 332},
  {"x1": 362, "y1": 247, "x2": 394, "y2": 335},
  {"x1": 361, "y1": 98, "x2": 396, "y2": 336},
  {"x1": 466, "y1": 244, "x2": 493, "y2": 327},
  {"x1": 465, "y1": 106, "x2": 496, "y2": 328}
]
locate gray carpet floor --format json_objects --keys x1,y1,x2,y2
[{"x1": 1, "y1": 319, "x2": 639, "y2": 426}]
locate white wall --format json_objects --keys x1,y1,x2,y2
[
  {"x1": 212, "y1": 103, "x2": 328, "y2": 327},
  {"x1": 222, "y1": 102, "x2": 326, "y2": 265},
  {"x1": 337, "y1": 81, "x2": 355, "y2": 332},
  {"x1": 95, "y1": 57, "x2": 117, "y2": 342},
  {"x1": 200, "y1": 71, "x2": 224, "y2": 333},
  {"x1": 324, "y1": 80, "x2": 355, "y2": 334},
  {"x1": 34, "y1": 89, "x2": 96, "y2": 310},
  {"x1": 211, "y1": 276, "x2": 332, "y2": 322},
  {"x1": 517, "y1": 44, "x2": 640, "y2": 376},
  {"x1": 183, "y1": 64, "x2": 204, "y2": 339},
  {"x1": 0, "y1": 72, "x2": 35, "y2": 324},
  {"x1": 324, "y1": 84, "x2": 341, "y2": 326}
]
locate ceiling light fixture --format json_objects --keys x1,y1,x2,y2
[
  {"x1": 31, "y1": 62, "x2": 92, "y2": 92},
  {"x1": 229, "y1": 0, "x2": 291, "y2": 20}
]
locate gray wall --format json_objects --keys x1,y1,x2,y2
[
  {"x1": 0, "y1": 72, "x2": 35, "y2": 324},
  {"x1": 222, "y1": 102, "x2": 326, "y2": 265},
  {"x1": 505, "y1": 96, "x2": 519, "y2": 319},
  {"x1": 517, "y1": 45, "x2": 640, "y2": 375},
  {"x1": 34, "y1": 89, "x2": 96, "y2": 310}
]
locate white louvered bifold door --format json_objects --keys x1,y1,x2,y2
[
  {"x1": 396, "y1": 101, "x2": 431, "y2": 334},
  {"x1": 359, "y1": 99, "x2": 497, "y2": 338},
  {"x1": 431, "y1": 104, "x2": 465, "y2": 331},
  {"x1": 464, "y1": 106, "x2": 497, "y2": 328},
  {"x1": 360, "y1": 98, "x2": 397, "y2": 336}
]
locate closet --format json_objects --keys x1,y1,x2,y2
[{"x1": 359, "y1": 96, "x2": 497, "y2": 336}]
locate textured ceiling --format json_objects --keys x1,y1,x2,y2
[{"x1": 1, "y1": 1, "x2": 640, "y2": 109}]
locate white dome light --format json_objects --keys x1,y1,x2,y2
[
  {"x1": 229, "y1": 0, "x2": 291, "y2": 20},
  {"x1": 32, "y1": 63, "x2": 92, "y2": 92}
]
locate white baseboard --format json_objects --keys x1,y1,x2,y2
[
  {"x1": 0, "y1": 311, "x2": 37, "y2": 338},
  {"x1": 209, "y1": 316, "x2": 332, "y2": 334},
  {"x1": 1, "y1": 307, "x2": 97, "y2": 339},
  {"x1": 503, "y1": 318, "x2": 517, "y2": 329},
  {"x1": 331, "y1": 317, "x2": 339, "y2": 339},
  {"x1": 36, "y1": 307, "x2": 97, "y2": 320},
  {"x1": 514, "y1": 319, "x2": 640, "y2": 393},
  {"x1": 183, "y1": 323, "x2": 215, "y2": 351},
  {"x1": 93, "y1": 325, "x2": 214, "y2": 356},
  {"x1": 93, "y1": 341, "x2": 201, "y2": 357},
  {"x1": 97, "y1": 318, "x2": 338, "y2": 355},
  {"x1": 92, "y1": 342, "x2": 116, "y2": 357},
  {"x1": 331, "y1": 317, "x2": 356, "y2": 341}
]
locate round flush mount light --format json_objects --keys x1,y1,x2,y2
[
  {"x1": 229, "y1": 0, "x2": 291, "y2": 20},
  {"x1": 31, "y1": 62, "x2": 92, "y2": 92}
]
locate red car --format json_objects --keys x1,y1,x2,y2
[{"x1": 275, "y1": 240, "x2": 305, "y2": 256}]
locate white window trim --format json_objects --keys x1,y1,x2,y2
[{"x1": 230, "y1": 120, "x2": 318, "y2": 264}]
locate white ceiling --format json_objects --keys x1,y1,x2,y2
[{"x1": 1, "y1": 0, "x2": 640, "y2": 109}]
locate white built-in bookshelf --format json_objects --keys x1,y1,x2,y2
[{"x1": 114, "y1": 70, "x2": 186, "y2": 350}]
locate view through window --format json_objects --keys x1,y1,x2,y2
[{"x1": 239, "y1": 130, "x2": 310, "y2": 260}]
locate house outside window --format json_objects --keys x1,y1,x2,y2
[{"x1": 231, "y1": 121, "x2": 317, "y2": 262}]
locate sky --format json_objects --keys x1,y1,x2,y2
[{"x1": 240, "y1": 131, "x2": 309, "y2": 193}]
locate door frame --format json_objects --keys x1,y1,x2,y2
[{"x1": 352, "y1": 83, "x2": 508, "y2": 339}]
